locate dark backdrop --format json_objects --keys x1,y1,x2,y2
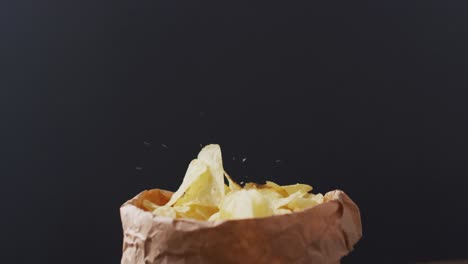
[{"x1": 2, "y1": 1, "x2": 468, "y2": 263}]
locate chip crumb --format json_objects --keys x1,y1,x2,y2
[
  {"x1": 143, "y1": 141, "x2": 151, "y2": 146},
  {"x1": 275, "y1": 160, "x2": 281, "y2": 163},
  {"x1": 232, "y1": 156, "x2": 236, "y2": 160},
  {"x1": 199, "y1": 143, "x2": 203, "y2": 148},
  {"x1": 136, "y1": 166, "x2": 143, "y2": 170},
  {"x1": 242, "y1": 158, "x2": 247, "y2": 163},
  {"x1": 161, "y1": 144, "x2": 168, "y2": 149}
]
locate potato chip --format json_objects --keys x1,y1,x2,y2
[
  {"x1": 153, "y1": 206, "x2": 176, "y2": 218},
  {"x1": 287, "y1": 194, "x2": 323, "y2": 212},
  {"x1": 273, "y1": 190, "x2": 307, "y2": 209},
  {"x1": 219, "y1": 189, "x2": 274, "y2": 220},
  {"x1": 172, "y1": 166, "x2": 221, "y2": 207},
  {"x1": 219, "y1": 190, "x2": 251, "y2": 219},
  {"x1": 303, "y1": 193, "x2": 324, "y2": 202},
  {"x1": 257, "y1": 188, "x2": 284, "y2": 201},
  {"x1": 207, "y1": 212, "x2": 220, "y2": 221},
  {"x1": 166, "y1": 159, "x2": 209, "y2": 206},
  {"x1": 174, "y1": 204, "x2": 218, "y2": 221},
  {"x1": 224, "y1": 184, "x2": 231, "y2": 194},
  {"x1": 274, "y1": 208, "x2": 292, "y2": 215},
  {"x1": 264, "y1": 181, "x2": 289, "y2": 197},
  {"x1": 231, "y1": 183, "x2": 289, "y2": 213},
  {"x1": 196, "y1": 144, "x2": 225, "y2": 204},
  {"x1": 224, "y1": 171, "x2": 242, "y2": 191},
  {"x1": 166, "y1": 145, "x2": 225, "y2": 208},
  {"x1": 281, "y1": 183, "x2": 313, "y2": 195}
]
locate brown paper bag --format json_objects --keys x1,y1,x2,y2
[{"x1": 120, "y1": 188, "x2": 362, "y2": 264}]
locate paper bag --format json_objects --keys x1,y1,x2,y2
[{"x1": 120, "y1": 188, "x2": 362, "y2": 264}]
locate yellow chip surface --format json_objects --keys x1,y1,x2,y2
[
  {"x1": 153, "y1": 206, "x2": 176, "y2": 218},
  {"x1": 196, "y1": 144, "x2": 225, "y2": 205},
  {"x1": 281, "y1": 183, "x2": 313, "y2": 195},
  {"x1": 174, "y1": 203, "x2": 218, "y2": 220},
  {"x1": 287, "y1": 193, "x2": 324, "y2": 211},
  {"x1": 172, "y1": 164, "x2": 220, "y2": 207},
  {"x1": 166, "y1": 159, "x2": 209, "y2": 206},
  {"x1": 219, "y1": 189, "x2": 274, "y2": 220}
]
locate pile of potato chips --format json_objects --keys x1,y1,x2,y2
[{"x1": 142, "y1": 144, "x2": 324, "y2": 221}]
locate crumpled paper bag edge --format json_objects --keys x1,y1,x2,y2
[{"x1": 120, "y1": 188, "x2": 362, "y2": 264}]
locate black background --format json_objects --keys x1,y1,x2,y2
[{"x1": 2, "y1": 1, "x2": 468, "y2": 263}]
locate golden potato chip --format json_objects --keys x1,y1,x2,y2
[
  {"x1": 208, "y1": 212, "x2": 220, "y2": 221},
  {"x1": 241, "y1": 182, "x2": 288, "y2": 211},
  {"x1": 166, "y1": 145, "x2": 225, "y2": 208},
  {"x1": 173, "y1": 205, "x2": 190, "y2": 213},
  {"x1": 281, "y1": 183, "x2": 313, "y2": 195},
  {"x1": 224, "y1": 171, "x2": 242, "y2": 191},
  {"x1": 287, "y1": 195, "x2": 323, "y2": 211},
  {"x1": 273, "y1": 190, "x2": 307, "y2": 209},
  {"x1": 196, "y1": 144, "x2": 225, "y2": 204},
  {"x1": 153, "y1": 206, "x2": 176, "y2": 218},
  {"x1": 264, "y1": 181, "x2": 289, "y2": 197},
  {"x1": 174, "y1": 204, "x2": 218, "y2": 220},
  {"x1": 219, "y1": 189, "x2": 274, "y2": 220},
  {"x1": 303, "y1": 193, "x2": 324, "y2": 202},
  {"x1": 166, "y1": 159, "x2": 209, "y2": 206},
  {"x1": 224, "y1": 184, "x2": 231, "y2": 194},
  {"x1": 173, "y1": 165, "x2": 221, "y2": 207},
  {"x1": 257, "y1": 188, "x2": 284, "y2": 201},
  {"x1": 274, "y1": 208, "x2": 292, "y2": 215}
]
